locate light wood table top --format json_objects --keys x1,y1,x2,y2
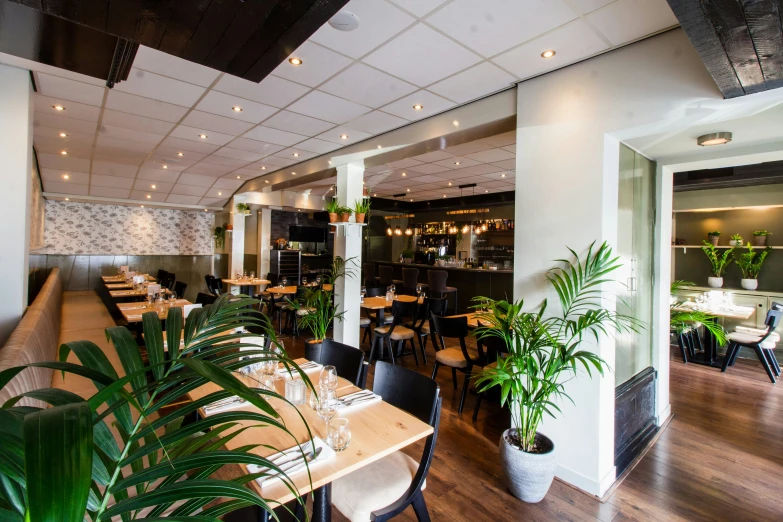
[
  {"x1": 117, "y1": 300, "x2": 191, "y2": 322},
  {"x1": 223, "y1": 279, "x2": 272, "y2": 286},
  {"x1": 190, "y1": 358, "x2": 433, "y2": 505},
  {"x1": 672, "y1": 303, "x2": 755, "y2": 320},
  {"x1": 110, "y1": 288, "x2": 171, "y2": 298},
  {"x1": 360, "y1": 295, "x2": 420, "y2": 310},
  {"x1": 105, "y1": 282, "x2": 133, "y2": 290},
  {"x1": 268, "y1": 286, "x2": 298, "y2": 295},
  {"x1": 102, "y1": 274, "x2": 155, "y2": 283}
]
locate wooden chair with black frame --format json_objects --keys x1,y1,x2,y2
[
  {"x1": 332, "y1": 361, "x2": 442, "y2": 522},
  {"x1": 722, "y1": 305, "x2": 783, "y2": 383},
  {"x1": 406, "y1": 297, "x2": 448, "y2": 363},
  {"x1": 370, "y1": 300, "x2": 419, "y2": 366},
  {"x1": 306, "y1": 338, "x2": 369, "y2": 388},
  {"x1": 430, "y1": 314, "x2": 487, "y2": 414}
]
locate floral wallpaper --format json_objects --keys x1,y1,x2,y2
[{"x1": 42, "y1": 201, "x2": 214, "y2": 255}]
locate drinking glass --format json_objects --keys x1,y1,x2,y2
[
  {"x1": 243, "y1": 270, "x2": 247, "y2": 280},
  {"x1": 250, "y1": 271, "x2": 255, "y2": 280},
  {"x1": 316, "y1": 386, "x2": 337, "y2": 431},
  {"x1": 285, "y1": 379, "x2": 306, "y2": 405},
  {"x1": 302, "y1": 277, "x2": 308, "y2": 286},
  {"x1": 319, "y1": 365, "x2": 338, "y2": 391},
  {"x1": 316, "y1": 275, "x2": 321, "y2": 285},
  {"x1": 327, "y1": 418, "x2": 351, "y2": 451},
  {"x1": 416, "y1": 284, "x2": 422, "y2": 297},
  {"x1": 145, "y1": 294, "x2": 153, "y2": 308},
  {"x1": 390, "y1": 284, "x2": 396, "y2": 295},
  {"x1": 282, "y1": 277, "x2": 288, "y2": 288},
  {"x1": 360, "y1": 286, "x2": 366, "y2": 302},
  {"x1": 169, "y1": 291, "x2": 177, "y2": 303}
]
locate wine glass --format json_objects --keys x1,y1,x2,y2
[
  {"x1": 302, "y1": 276, "x2": 308, "y2": 286},
  {"x1": 316, "y1": 386, "x2": 337, "y2": 432},
  {"x1": 316, "y1": 275, "x2": 321, "y2": 286},
  {"x1": 319, "y1": 365, "x2": 338, "y2": 392},
  {"x1": 360, "y1": 286, "x2": 366, "y2": 302},
  {"x1": 416, "y1": 284, "x2": 422, "y2": 298},
  {"x1": 281, "y1": 277, "x2": 288, "y2": 288},
  {"x1": 250, "y1": 271, "x2": 255, "y2": 280},
  {"x1": 390, "y1": 284, "x2": 396, "y2": 295}
]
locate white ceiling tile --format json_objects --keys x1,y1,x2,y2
[
  {"x1": 294, "y1": 138, "x2": 343, "y2": 154},
  {"x1": 244, "y1": 126, "x2": 308, "y2": 147},
  {"x1": 33, "y1": 134, "x2": 94, "y2": 156},
  {"x1": 160, "y1": 136, "x2": 220, "y2": 154},
  {"x1": 319, "y1": 63, "x2": 418, "y2": 108},
  {"x1": 363, "y1": 24, "x2": 481, "y2": 86},
  {"x1": 138, "y1": 168, "x2": 181, "y2": 183},
  {"x1": 233, "y1": 167, "x2": 265, "y2": 179},
  {"x1": 263, "y1": 110, "x2": 336, "y2": 136},
  {"x1": 92, "y1": 147, "x2": 149, "y2": 165},
  {"x1": 452, "y1": 163, "x2": 504, "y2": 175},
  {"x1": 346, "y1": 111, "x2": 408, "y2": 134},
  {"x1": 42, "y1": 181, "x2": 89, "y2": 195},
  {"x1": 315, "y1": 125, "x2": 372, "y2": 145},
  {"x1": 34, "y1": 93, "x2": 101, "y2": 121},
  {"x1": 406, "y1": 163, "x2": 453, "y2": 174},
  {"x1": 91, "y1": 174, "x2": 134, "y2": 189},
  {"x1": 213, "y1": 178, "x2": 245, "y2": 190},
  {"x1": 491, "y1": 159, "x2": 517, "y2": 169},
  {"x1": 171, "y1": 184, "x2": 210, "y2": 197},
  {"x1": 388, "y1": 0, "x2": 448, "y2": 17},
  {"x1": 388, "y1": 158, "x2": 422, "y2": 169},
  {"x1": 482, "y1": 171, "x2": 513, "y2": 181},
  {"x1": 168, "y1": 125, "x2": 235, "y2": 146},
  {"x1": 288, "y1": 91, "x2": 371, "y2": 124},
  {"x1": 587, "y1": 0, "x2": 678, "y2": 46},
  {"x1": 34, "y1": 127, "x2": 94, "y2": 146},
  {"x1": 492, "y1": 20, "x2": 609, "y2": 79},
  {"x1": 166, "y1": 194, "x2": 203, "y2": 205},
  {"x1": 310, "y1": 0, "x2": 415, "y2": 59},
  {"x1": 105, "y1": 91, "x2": 188, "y2": 122},
  {"x1": 136, "y1": 180, "x2": 174, "y2": 193},
  {"x1": 203, "y1": 187, "x2": 229, "y2": 198},
  {"x1": 274, "y1": 148, "x2": 319, "y2": 161},
  {"x1": 33, "y1": 112, "x2": 97, "y2": 134},
  {"x1": 271, "y1": 41, "x2": 353, "y2": 88},
  {"x1": 195, "y1": 90, "x2": 278, "y2": 123},
  {"x1": 365, "y1": 164, "x2": 394, "y2": 174},
  {"x1": 200, "y1": 155, "x2": 247, "y2": 167},
  {"x1": 89, "y1": 186, "x2": 131, "y2": 199},
  {"x1": 96, "y1": 135, "x2": 156, "y2": 153},
  {"x1": 40, "y1": 168, "x2": 89, "y2": 184},
  {"x1": 262, "y1": 156, "x2": 299, "y2": 167},
  {"x1": 227, "y1": 137, "x2": 286, "y2": 156},
  {"x1": 150, "y1": 147, "x2": 206, "y2": 164},
  {"x1": 181, "y1": 111, "x2": 255, "y2": 135},
  {"x1": 427, "y1": 0, "x2": 577, "y2": 58},
  {"x1": 410, "y1": 150, "x2": 454, "y2": 163},
  {"x1": 428, "y1": 62, "x2": 516, "y2": 103},
  {"x1": 183, "y1": 163, "x2": 236, "y2": 176},
  {"x1": 100, "y1": 109, "x2": 176, "y2": 135},
  {"x1": 130, "y1": 190, "x2": 167, "y2": 202},
  {"x1": 98, "y1": 124, "x2": 165, "y2": 145},
  {"x1": 433, "y1": 156, "x2": 482, "y2": 169},
  {"x1": 443, "y1": 141, "x2": 495, "y2": 155},
  {"x1": 200, "y1": 197, "x2": 229, "y2": 206},
  {"x1": 212, "y1": 148, "x2": 265, "y2": 162},
  {"x1": 405, "y1": 174, "x2": 449, "y2": 183},
  {"x1": 36, "y1": 73, "x2": 105, "y2": 107},
  {"x1": 133, "y1": 46, "x2": 221, "y2": 87},
  {"x1": 380, "y1": 90, "x2": 454, "y2": 120},
  {"x1": 115, "y1": 68, "x2": 206, "y2": 107},
  {"x1": 142, "y1": 158, "x2": 187, "y2": 172},
  {"x1": 213, "y1": 74, "x2": 310, "y2": 108},
  {"x1": 568, "y1": 0, "x2": 615, "y2": 15},
  {"x1": 37, "y1": 153, "x2": 91, "y2": 171},
  {"x1": 482, "y1": 179, "x2": 515, "y2": 188},
  {"x1": 175, "y1": 173, "x2": 216, "y2": 188},
  {"x1": 92, "y1": 161, "x2": 139, "y2": 178},
  {"x1": 465, "y1": 148, "x2": 515, "y2": 162}
]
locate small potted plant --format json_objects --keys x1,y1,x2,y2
[
  {"x1": 734, "y1": 243, "x2": 771, "y2": 290},
  {"x1": 729, "y1": 234, "x2": 743, "y2": 247},
  {"x1": 707, "y1": 230, "x2": 721, "y2": 246},
  {"x1": 753, "y1": 230, "x2": 772, "y2": 247},
  {"x1": 435, "y1": 255, "x2": 449, "y2": 267},
  {"x1": 339, "y1": 206, "x2": 353, "y2": 223},
  {"x1": 701, "y1": 240, "x2": 734, "y2": 288},
  {"x1": 236, "y1": 202, "x2": 250, "y2": 215},
  {"x1": 326, "y1": 198, "x2": 340, "y2": 223},
  {"x1": 401, "y1": 249, "x2": 415, "y2": 263},
  {"x1": 213, "y1": 225, "x2": 225, "y2": 249},
  {"x1": 354, "y1": 198, "x2": 371, "y2": 224}
]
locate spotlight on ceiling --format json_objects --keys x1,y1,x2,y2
[
  {"x1": 289, "y1": 57, "x2": 302, "y2": 66},
  {"x1": 697, "y1": 132, "x2": 733, "y2": 147},
  {"x1": 413, "y1": 104, "x2": 423, "y2": 111},
  {"x1": 541, "y1": 50, "x2": 556, "y2": 59}
]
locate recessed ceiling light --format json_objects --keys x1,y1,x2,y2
[
  {"x1": 501, "y1": 173, "x2": 506, "y2": 178},
  {"x1": 59, "y1": 132, "x2": 67, "y2": 138},
  {"x1": 485, "y1": 189, "x2": 489, "y2": 193},
  {"x1": 151, "y1": 184, "x2": 157, "y2": 189},
  {"x1": 453, "y1": 120, "x2": 459, "y2": 127},
  {"x1": 328, "y1": 161, "x2": 332, "y2": 165},
  {"x1": 232, "y1": 106, "x2": 243, "y2": 112},
  {"x1": 377, "y1": 145, "x2": 382, "y2": 149},
  {"x1": 292, "y1": 172, "x2": 296, "y2": 175},
  {"x1": 697, "y1": 132, "x2": 733, "y2": 146},
  {"x1": 60, "y1": 151, "x2": 67, "y2": 155},
  {"x1": 448, "y1": 182, "x2": 452, "y2": 186},
  {"x1": 541, "y1": 50, "x2": 556, "y2": 59},
  {"x1": 265, "y1": 180, "x2": 269, "y2": 184},
  {"x1": 402, "y1": 172, "x2": 406, "y2": 177},
  {"x1": 177, "y1": 152, "x2": 184, "y2": 157},
  {"x1": 141, "y1": 205, "x2": 144, "y2": 208},
  {"x1": 340, "y1": 134, "x2": 348, "y2": 140},
  {"x1": 454, "y1": 162, "x2": 460, "y2": 165},
  {"x1": 289, "y1": 57, "x2": 302, "y2": 66},
  {"x1": 407, "y1": 188, "x2": 410, "y2": 192},
  {"x1": 162, "y1": 165, "x2": 168, "y2": 169},
  {"x1": 260, "y1": 166, "x2": 266, "y2": 170},
  {"x1": 53, "y1": 105, "x2": 64, "y2": 111},
  {"x1": 146, "y1": 194, "x2": 151, "y2": 199},
  {"x1": 413, "y1": 104, "x2": 423, "y2": 110},
  {"x1": 218, "y1": 192, "x2": 222, "y2": 196},
  {"x1": 62, "y1": 174, "x2": 70, "y2": 180},
  {"x1": 199, "y1": 134, "x2": 207, "y2": 139},
  {"x1": 373, "y1": 193, "x2": 377, "y2": 197},
  {"x1": 64, "y1": 197, "x2": 69, "y2": 201},
  {"x1": 410, "y1": 199, "x2": 413, "y2": 202},
  {"x1": 293, "y1": 152, "x2": 299, "y2": 157},
  {"x1": 204, "y1": 209, "x2": 208, "y2": 212},
  {"x1": 443, "y1": 194, "x2": 446, "y2": 198},
  {"x1": 237, "y1": 176, "x2": 241, "y2": 179}
]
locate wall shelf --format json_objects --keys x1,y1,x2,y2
[{"x1": 329, "y1": 221, "x2": 365, "y2": 238}]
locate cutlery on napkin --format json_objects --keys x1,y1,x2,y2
[{"x1": 249, "y1": 437, "x2": 335, "y2": 488}]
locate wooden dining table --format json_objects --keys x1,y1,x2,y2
[
  {"x1": 109, "y1": 288, "x2": 171, "y2": 299},
  {"x1": 360, "y1": 295, "x2": 421, "y2": 329},
  {"x1": 190, "y1": 358, "x2": 433, "y2": 522},
  {"x1": 223, "y1": 278, "x2": 272, "y2": 295},
  {"x1": 116, "y1": 299, "x2": 192, "y2": 323},
  {"x1": 101, "y1": 274, "x2": 156, "y2": 283},
  {"x1": 672, "y1": 302, "x2": 756, "y2": 366}
]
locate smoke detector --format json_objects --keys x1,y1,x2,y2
[{"x1": 328, "y1": 11, "x2": 360, "y2": 31}]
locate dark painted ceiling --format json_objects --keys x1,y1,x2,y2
[
  {"x1": 4, "y1": 0, "x2": 349, "y2": 85},
  {"x1": 667, "y1": 0, "x2": 783, "y2": 98},
  {"x1": 674, "y1": 160, "x2": 783, "y2": 191}
]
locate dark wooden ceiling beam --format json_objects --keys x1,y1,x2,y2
[
  {"x1": 742, "y1": 0, "x2": 783, "y2": 91},
  {"x1": 204, "y1": 0, "x2": 279, "y2": 73}
]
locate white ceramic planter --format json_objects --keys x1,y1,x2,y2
[
  {"x1": 499, "y1": 430, "x2": 557, "y2": 503},
  {"x1": 707, "y1": 277, "x2": 724, "y2": 288},
  {"x1": 729, "y1": 240, "x2": 742, "y2": 247},
  {"x1": 741, "y1": 279, "x2": 758, "y2": 290}
]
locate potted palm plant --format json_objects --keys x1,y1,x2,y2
[
  {"x1": 706, "y1": 231, "x2": 721, "y2": 246},
  {"x1": 354, "y1": 198, "x2": 370, "y2": 224},
  {"x1": 0, "y1": 295, "x2": 313, "y2": 521},
  {"x1": 701, "y1": 241, "x2": 734, "y2": 288},
  {"x1": 473, "y1": 242, "x2": 639, "y2": 503},
  {"x1": 734, "y1": 243, "x2": 771, "y2": 290},
  {"x1": 670, "y1": 280, "x2": 727, "y2": 344},
  {"x1": 326, "y1": 198, "x2": 340, "y2": 223},
  {"x1": 753, "y1": 230, "x2": 772, "y2": 247}
]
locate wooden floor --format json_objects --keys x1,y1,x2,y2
[{"x1": 62, "y1": 292, "x2": 783, "y2": 521}]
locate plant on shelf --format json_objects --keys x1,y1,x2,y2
[
  {"x1": 706, "y1": 230, "x2": 721, "y2": 246},
  {"x1": 401, "y1": 249, "x2": 415, "y2": 263},
  {"x1": 701, "y1": 240, "x2": 734, "y2": 288},
  {"x1": 472, "y1": 241, "x2": 640, "y2": 503},
  {"x1": 734, "y1": 243, "x2": 771, "y2": 290},
  {"x1": 669, "y1": 280, "x2": 726, "y2": 345},
  {"x1": 0, "y1": 295, "x2": 313, "y2": 521},
  {"x1": 290, "y1": 256, "x2": 356, "y2": 349},
  {"x1": 326, "y1": 198, "x2": 341, "y2": 223},
  {"x1": 236, "y1": 202, "x2": 251, "y2": 215},
  {"x1": 354, "y1": 198, "x2": 371, "y2": 224},
  {"x1": 338, "y1": 206, "x2": 353, "y2": 222},
  {"x1": 753, "y1": 230, "x2": 772, "y2": 247},
  {"x1": 213, "y1": 224, "x2": 226, "y2": 249},
  {"x1": 729, "y1": 233, "x2": 743, "y2": 247}
]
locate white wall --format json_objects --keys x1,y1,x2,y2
[{"x1": 513, "y1": 29, "x2": 721, "y2": 496}]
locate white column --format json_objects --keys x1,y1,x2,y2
[
  {"x1": 653, "y1": 165, "x2": 674, "y2": 425},
  {"x1": 0, "y1": 64, "x2": 33, "y2": 345},
  {"x1": 333, "y1": 162, "x2": 364, "y2": 347},
  {"x1": 227, "y1": 198, "x2": 245, "y2": 291},
  {"x1": 258, "y1": 207, "x2": 272, "y2": 279}
]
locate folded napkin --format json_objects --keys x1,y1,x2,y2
[
  {"x1": 202, "y1": 396, "x2": 248, "y2": 415},
  {"x1": 277, "y1": 361, "x2": 322, "y2": 378},
  {"x1": 248, "y1": 437, "x2": 335, "y2": 489},
  {"x1": 336, "y1": 390, "x2": 382, "y2": 411},
  {"x1": 122, "y1": 305, "x2": 148, "y2": 310}
]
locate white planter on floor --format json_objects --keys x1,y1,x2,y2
[
  {"x1": 499, "y1": 430, "x2": 557, "y2": 503},
  {"x1": 741, "y1": 279, "x2": 758, "y2": 290},
  {"x1": 707, "y1": 277, "x2": 724, "y2": 288}
]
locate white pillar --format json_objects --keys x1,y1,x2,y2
[
  {"x1": 653, "y1": 165, "x2": 674, "y2": 425},
  {"x1": 0, "y1": 64, "x2": 33, "y2": 345},
  {"x1": 333, "y1": 162, "x2": 364, "y2": 347},
  {"x1": 258, "y1": 207, "x2": 272, "y2": 279},
  {"x1": 227, "y1": 198, "x2": 245, "y2": 287}
]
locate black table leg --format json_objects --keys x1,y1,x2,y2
[{"x1": 312, "y1": 484, "x2": 332, "y2": 522}]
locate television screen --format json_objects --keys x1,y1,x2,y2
[{"x1": 289, "y1": 225, "x2": 326, "y2": 243}]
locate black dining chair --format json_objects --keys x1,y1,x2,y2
[
  {"x1": 284, "y1": 287, "x2": 311, "y2": 339},
  {"x1": 472, "y1": 329, "x2": 508, "y2": 421},
  {"x1": 306, "y1": 338, "x2": 368, "y2": 388},
  {"x1": 722, "y1": 307, "x2": 782, "y2": 383},
  {"x1": 427, "y1": 270, "x2": 457, "y2": 315},
  {"x1": 430, "y1": 314, "x2": 486, "y2": 414},
  {"x1": 407, "y1": 297, "x2": 448, "y2": 362},
  {"x1": 195, "y1": 292, "x2": 216, "y2": 305},
  {"x1": 173, "y1": 281, "x2": 187, "y2": 299},
  {"x1": 160, "y1": 272, "x2": 175, "y2": 291},
  {"x1": 332, "y1": 361, "x2": 441, "y2": 522},
  {"x1": 158, "y1": 269, "x2": 168, "y2": 281},
  {"x1": 370, "y1": 300, "x2": 418, "y2": 365}
]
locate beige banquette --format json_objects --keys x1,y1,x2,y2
[{"x1": 0, "y1": 268, "x2": 62, "y2": 407}]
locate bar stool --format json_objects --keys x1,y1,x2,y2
[
  {"x1": 401, "y1": 267, "x2": 421, "y2": 294},
  {"x1": 363, "y1": 262, "x2": 378, "y2": 288},
  {"x1": 378, "y1": 265, "x2": 402, "y2": 288},
  {"x1": 427, "y1": 270, "x2": 457, "y2": 314}
]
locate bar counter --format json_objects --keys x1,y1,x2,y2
[{"x1": 373, "y1": 261, "x2": 513, "y2": 313}]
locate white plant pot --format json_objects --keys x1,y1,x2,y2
[
  {"x1": 729, "y1": 240, "x2": 742, "y2": 247},
  {"x1": 707, "y1": 277, "x2": 724, "y2": 288},
  {"x1": 741, "y1": 279, "x2": 758, "y2": 290},
  {"x1": 499, "y1": 430, "x2": 557, "y2": 503}
]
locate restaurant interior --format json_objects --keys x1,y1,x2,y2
[{"x1": 2, "y1": 0, "x2": 783, "y2": 521}]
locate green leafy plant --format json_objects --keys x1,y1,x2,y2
[
  {"x1": 707, "y1": 231, "x2": 721, "y2": 237},
  {"x1": 401, "y1": 249, "x2": 415, "y2": 259},
  {"x1": 754, "y1": 230, "x2": 772, "y2": 236},
  {"x1": 213, "y1": 225, "x2": 226, "y2": 249},
  {"x1": 734, "y1": 243, "x2": 771, "y2": 279},
  {"x1": 669, "y1": 280, "x2": 727, "y2": 344},
  {"x1": 731, "y1": 234, "x2": 743, "y2": 242},
  {"x1": 236, "y1": 202, "x2": 250, "y2": 214},
  {"x1": 354, "y1": 198, "x2": 371, "y2": 214},
  {"x1": 0, "y1": 295, "x2": 314, "y2": 521},
  {"x1": 338, "y1": 206, "x2": 353, "y2": 216},
  {"x1": 701, "y1": 241, "x2": 734, "y2": 276},
  {"x1": 290, "y1": 256, "x2": 357, "y2": 342},
  {"x1": 325, "y1": 198, "x2": 340, "y2": 214},
  {"x1": 473, "y1": 241, "x2": 640, "y2": 452}
]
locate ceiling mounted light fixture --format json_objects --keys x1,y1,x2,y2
[
  {"x1": 501, "y1": 173, "x2": 506, "y2": 178},
  {"x1": 199, "y1": 134, "x2": 207, "y2": 139},
  {"x1": 453, "y1": 120, "x2": 459, "y2": 127},
  {"x1": 454, "y1": 162, "x2": 460, "y2": 165},
  {"x1": 448, "y1": 182, "x2": 452, "y2": 186},
  {"x1": 140, "y1": 205, "x2": 144, "y2": 208},
  {"x1": 59, "y1": 132, "x2": 67, "y2": 138},
  {"x1": 232, "y1": 106, "x2": 243, "y2": 112},
  {"x1": 162, "y1": 165, "x2": 168, "y2": 169},
  {"x1": 146, "y1": 195, "x2": 151, "y2": 199},
  {"x1": 289, "y1": 57, "x2": 302, "y2": 66},
  {"x1": 218, "y1": 192, "x2": 222, "y2": 196},
  {"x1": 340, "y1": 134, "x2": 348, "y2": 140},
  {"x1": 394, "y1": 226, "x2": 402, "y2": 236},
  {"x1": 265, "y1": 180, "x2": 269, "y2": 183},
  {"x1": 177, "y1": 152, "x2": 184, "y2": 156},
  {"x1": 402, "y1": 172, "x2": 406, "y2": 177},
  {"x1": 697, "y1": 132, "x2": 733, "y2": 147},
  {"x1": 404, "y1": 226, "x2": 413, "y2": 236},
  {"x1": 64, "y1": 197, "x2": 69, "y2": 201},
  {"x1": 413, "y1": 104, "x2": 423, "y2": 111},
  {"x1": 386, "y1": 226, "x2": 393, "y2": 236},
  {"x1": 292, "y1": 172, "x2": 296, "y2": 175},
  {"x1": 62, "y1": 174, "x2": 70, "y2": 180},
  {"x1": 53, "y1": 105, "x2": 64, "y2": 111},
  {"x1": 541, "y1": 50, "x2": 556, "y2": 59},
  {"x1": 462, "y1": 224, "x2": 470, "y2": 234},
  {"x1": 60, "y1": 151, "x2": 68, "y2": 155},
  {"x1": 151, "y1": 184, "x2": 156, "y2": 189},
  {"x1": 237, "y1": 176, "x2": 241, "y2": 179},
  {"x1": 293, "y1": 152, "x2": 299, "y2": 157}
]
